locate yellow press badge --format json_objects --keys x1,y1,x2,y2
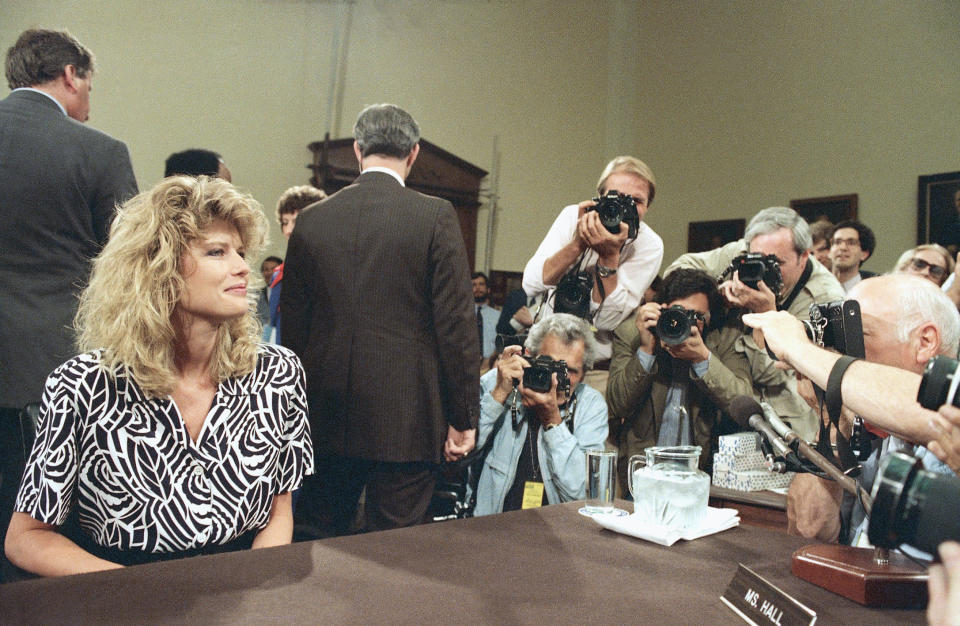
[{"x1": 521, "y1": 481, "x2": 545, "y2": 509}]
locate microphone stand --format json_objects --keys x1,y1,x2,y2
[{"x1": 778, "y1": 428, "x2": 928, "y2": 608}]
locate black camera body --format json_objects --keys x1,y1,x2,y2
[
  {"x1": 587, "y1": 190, "x2": 640, "y2": 239},
  {"x1": 523, "y1": 355, "x2": 571, "y2": 395},
  {"x1": 654, "y1": 305, "x2": 705, "y2": 346},
  {"x1": 553, "y1": 270, "x2": 593, "y2": 319},
  {"x1": 721, "y1": 252, "x2": 783, "y2": 295},
  {"x1": 802, "y1": 300, "x2": 865, "y2": 358},
  {"x1": 495, "y1": 333, "x2": 528, "y2": 352}
]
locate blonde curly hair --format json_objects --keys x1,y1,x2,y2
[{"x1": 76, "y1": 176, "x2": 268, "y2": 397}]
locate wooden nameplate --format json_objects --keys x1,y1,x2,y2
[{"x1": 792, "y1": 544, "x2": 928, "y2": 608}]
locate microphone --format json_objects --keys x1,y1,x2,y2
[
  {"x1": 728, "y1": 395, "x2": 797, "y2": 472},
  {"x1": 761, "y1": 402, "x2": 801, "y2": 448},
  {"x1": 745, "y1": 396, "x2": 872, "y2": 510}
]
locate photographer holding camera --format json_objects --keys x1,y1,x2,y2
[
  {"x1": 668, "y1": 207, "x2": 844, "y2": 440},
  {"x1": 669, "y1": 206, "x2": 843, "y2": 319},
  {"x1": 522, "y1": 157, "x2": 664, "y2": 388},
  {"x1": 607, "y1": 269, "x2": 805, "y2": 495},
  {"x1": 470, "y1": 314, "x2": 608, "y2": 516}
]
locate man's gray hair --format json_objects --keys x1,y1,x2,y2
[
  {"x1": 888, "y1": 275, "x2": 960, "y2": 356},
  {"x1": 524, "y1": 313, "x2": 598, "y2": 370},
  {"x1": 744, "y1": 207, "x2": 812, "y2": 256},
  {"x1": 353, "y1": 103, "x2": 420, "y2": 159}
]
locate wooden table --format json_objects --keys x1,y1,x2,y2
[
  {"x1": 0, "y1": 501, "x2": 923, "y2": 624},
  {"x1": 710, "y1": 485, "x2": 789, "y2": 532}
]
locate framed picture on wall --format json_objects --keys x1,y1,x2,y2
[
  {"x1": 917, "y1": 171, "x2": 960, "y2": 253},
  {"x1": 789, "y1": 194, "x2": 858, "y2": 224},
  {"x1": 687, "y1": 219, "x2": 745, "y2": 253},
  {"x1": 487, "y1": 270, "x2": 524, "y2": 308}
]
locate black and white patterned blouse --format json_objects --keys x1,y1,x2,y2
[{"x1": 15, "y1": 343, "x2": 313, "y2": 554}]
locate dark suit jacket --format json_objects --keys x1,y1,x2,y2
[
  {"x1": 281, "y1": 171, "x2": 480, "y2": 463},
  {"x1": 0, "y1": 90, "x2": 138, "y2": 408}
]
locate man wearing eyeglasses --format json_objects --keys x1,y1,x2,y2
[
  {"x1": 894, "y1": 244, "x2": 953, "y2": 287},
  {"x1": 828, "y1": 220, "x2": 877, "y2": 293},
  {"x1": 607, "y1": 269, "x2": 804, "y2": 494},
  {"x1": 667, "y1": 207, "x2": 845, "y2": 440}
]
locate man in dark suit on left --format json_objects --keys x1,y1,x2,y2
[
  {"x1": 0, "y1": 28, "x2": 137, "y2": 580},
  {"x1": 282, "y1": 103, "x2": 478, "y2": 537}
]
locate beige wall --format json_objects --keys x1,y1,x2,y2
[{"x1": 3, "y1": 0, "x2": 958, "y2": 276}]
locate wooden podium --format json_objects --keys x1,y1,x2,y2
[{"x1": 792, "y1": 544, "x2": 928, "y2": 608}]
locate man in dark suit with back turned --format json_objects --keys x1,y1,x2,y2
[
  {"x1": 0, "y1": 28, "x2": 137, "y2": 580},
  {"x1": 281, "y1": 103, "x2": 479, "y2": 536}
]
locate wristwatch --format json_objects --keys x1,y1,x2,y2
[
  {"x1": 596, "y1": 263, "x2": 618, "y2": 278},
  {"x1": 544, "y1": 421, "x2": 563, "y2": 431}
]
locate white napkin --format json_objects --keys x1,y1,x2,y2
[{"x1": 592, "y1": 506, "x2": 740, "y2": 547}]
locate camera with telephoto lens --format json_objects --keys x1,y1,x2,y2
[
  {"x1": 801, "y1": 300, "x2": 865, "y2": 359},
  {"x1": 654, "y1": 305, "x2": 706, "y2": 346},
  {"x1": 553, "y1": 269, "x2": 593, "y2": 320},
  {"x1": 523, "y1": 355, "x2": 571, "y2": 395},
  {"x1": 587, "y1": 190, "x2": 640, "y2": 239},
  {"x1": 868, "y1": 450, "x2": 960, "y2": 555},
  {"x1": 495, "y1": 333, "x2": 528, "y2": 352},
  {"x1": 917, "y1": 355, "x2": 960, "y2": 411},
  {"x1": 720, "y1": 252, "x2": 783, "y2": 295}
]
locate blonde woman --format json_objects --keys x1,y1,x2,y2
[{"x1": 5, "y1": 176, "x2": 312, "y2": 576}]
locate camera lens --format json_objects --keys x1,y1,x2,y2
[
  {"x1": 656, "y1": 307, "x2": 692, "y2": 346},
  {"x1": 738, "y1": 260, "x2": 765, "y2": 289},
  {"x1": 593, "y1": 193, "x2": 629, "y2": 234},
  {"x1": 495, "y1": 333, "x2": 527, "y2": 352},
  {"x1": 868, "y1": 451, "x2": 960, "y2": 555},
  {"x1": 917, "y1": 355, "x2": 960, "y2": 411}
]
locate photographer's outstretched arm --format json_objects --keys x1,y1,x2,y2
[
  {"x1": 742, "y1": 311, "x2": 937, "y2": 445},
  {"x1": 579, "y1": 210, "x2": 625, "y2": 301},
  {"x1": 665, "y1": 239, "x2": 745, "y2": 278},
  {"x1": 523, "y1": 203, "x2": 592, "y2": 292},
  {"x1": 606, "y1": 310, "x2": 659, "y2": 421}
]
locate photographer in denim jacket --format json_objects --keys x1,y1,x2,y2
[{"x1": 470, "y1": 314, "x2": 608, "y2": 516}]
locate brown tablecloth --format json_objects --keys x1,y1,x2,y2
[{"x1": 0, "y1": 501, "x2": 924, "y2": 624}]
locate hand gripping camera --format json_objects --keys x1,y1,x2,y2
[
  {"x1": 654, "y1": 305, "x2": 706, "y2": 346},
  {"x1": 587, "y1": 190, "x2": 640, "y2": 239},
  {"x1": 720, "y1": 252, "x2": 783, "y2": 295},
  {"x1": 523, "y1": 355, "x2": 571, "y2": 395}
]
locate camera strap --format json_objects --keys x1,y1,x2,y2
[
  {"x1": 453, "y1": 405, "x2": 510, "y2": 516},
  {"x1": 778, "y1": 259, "x2": 813, "y2": 313},
  {"x1": 815, "y1": 355, "x2": 862, "y2": 474},
  {"x1": 594, "y1": 263, "x2": 607, "y2": 299}
]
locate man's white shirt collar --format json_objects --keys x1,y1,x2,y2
[
  {"x1": 361, "y1": 166, "x2": 405, "y2": 187},
  {"x1": 12, "y1": 87, "x2": 67, "y2": 116}
]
